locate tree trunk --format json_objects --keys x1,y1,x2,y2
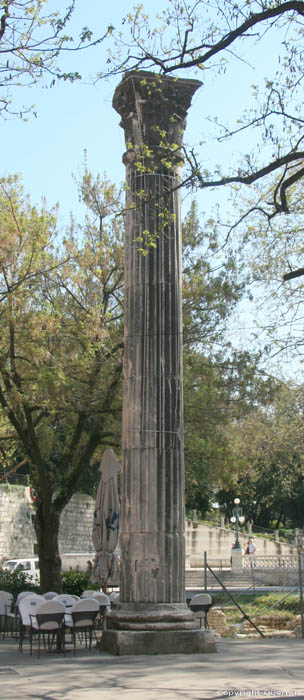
[{"x1": 34, "y1": 498, "x2": 62, "y2": 593}]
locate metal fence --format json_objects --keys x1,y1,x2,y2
[{"x1": 203, "y1": 551, "x2": 304, "y2": 638}]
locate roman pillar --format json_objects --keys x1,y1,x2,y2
[{"x1": 100, "y1": 71, "x2": 215, "y2": 655}]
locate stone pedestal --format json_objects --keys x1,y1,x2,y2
[
  {"x1": 99, "y1": 602, "x2": 215, "y2": 654},
  {"x1": 103, "y1": 71, "x2": 215, "y2": 655},
  {"x1": 231, "y1": 547, "x2": 243, "y2": 572},
  {"x1": 99, "y1": 628, "x2": 215, "y2": 655}
]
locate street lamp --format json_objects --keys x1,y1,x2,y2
[{"x1": 230, "y1": 497, "x2": 245, "y2": 550}]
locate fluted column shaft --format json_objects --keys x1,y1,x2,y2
[{"x1": 113, "y1": 72, "x2": 201, "y2": 605}]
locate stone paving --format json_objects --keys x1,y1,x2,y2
[{"x1": 1, "y1": 636, "x2": 304, "y2": 699}]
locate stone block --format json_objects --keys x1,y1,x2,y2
[
  {"x1": 208, "y1": 608, "x2": 230, "y2": 636},
  {"x1": 98, "y1": 628, "x2": 216, "y2": 655}
]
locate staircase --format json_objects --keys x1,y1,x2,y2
[{"x1": 185, "y1": 568, "x2": 256, "y2": 590}]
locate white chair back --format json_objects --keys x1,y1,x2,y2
[
  {"x1": 19, "y1": 594, "x2": 44, "y2": 626},
  {"x1": 53, "y1": 594, "x2": 77, "y2": 610},
  {"x1": 190, "y1": 593, "x2": 212, "y2": 607},
  {"x1": 68, "y1": 597, "x2": 99, "y2": 627},
  {"x1": 109, "y1": 591, "x2": 120, "y2": 607},
  {"x1": 34, "y1": 600, "x2": 65, "y2": 630},
  {"x1": 0, "y1": 591, "x2": 13, "y2": 615},
  {"x1": 81, "y1": 590, "x2": 99, "y2": 598},
  {"x1": 16, "y1": 591, "x2": 33, "y2": 604},
  {"x1": 92, "y1": 593, "x2": 110, "y2": 607},
  {"x1": 43, "y1": 591, "x2": 58, "y2": 600}
]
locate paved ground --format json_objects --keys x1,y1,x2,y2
[{"x1": 1, "y1": 635, "x2": 304, "y2": 700}]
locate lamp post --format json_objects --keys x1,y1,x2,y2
[{"x1": 230, "y1": 498, "x2": 245, "y2": 551}]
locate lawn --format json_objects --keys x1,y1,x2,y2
[{"x1": 212, "y1": 591, "x2": 301, "y2": 628}]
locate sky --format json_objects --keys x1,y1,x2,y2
[
  {"x1": 1, "y1": 0, "x2": 267, "y2": 226},
  {"x1": 1, "y1": 0, "x2": 300, "y2": 381}
]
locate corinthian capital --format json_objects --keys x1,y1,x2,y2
[{"x1": 113, "y1": 71, "x2": 201, "y2": 171}]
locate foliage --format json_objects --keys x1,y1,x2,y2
[
  {"x1": 182, "y1": 200, "x2": 253, "y2": 513},
  {"x1": 0, "y1": 170, "x2": 275, "y2": 581},
  {"x1": 60, "y1": 568, "x2": 99, "y2": 597},
  {"x1": 0, "y1": 564, "x2": 101, "y2": 598},
  {"x1": 219, "y1": 383, "x2": 304, "y2": 528},
  {"x1": 182, "y1": 200, "x2": 239, "y2": 511},
  {"x1": 182, "y1": 201, "x2": 244, "y2": 349},
  {"x1": 0, "y1": 172, "x2": 124, "y2": 591},
  {"x1": 0, "y1": 567, "x2": 39, "y2": 598},
  {"x1": 0, "y1": 0, "x2": 113, "y2": 118},
  {"x1": 184, "y1": 352, "x2": 233, "y2": 513}
]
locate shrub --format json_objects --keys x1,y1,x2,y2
[
  {"x1": 0, "y1": 568, "x2": 40, "y2": 599},
  {"x1": 61, "y1": 569, "x2": 100, "y2": 597}
]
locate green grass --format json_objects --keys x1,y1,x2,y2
[{"x1": 212, "y1": 591, "x2": 301, "y2": 626}]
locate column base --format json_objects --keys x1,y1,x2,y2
[
  {"x1": 97, "y1": 602, "x2": 216, "y2": 655},
  {"x1": 108, "y1": 602, "x2": 199, "y2": 630},
  {"x1": 98, "y1": 628, "x2": 216, "y2": 655}
]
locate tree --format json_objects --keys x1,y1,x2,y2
[
  {"x1": 183, "y1": 346, "x2": 278, "y2": 517},
  {"x1": 182, "y1": 201, "x2": 244, "y2": 348},
  {"x1": 0, "y1": 0, "x2": 113, "y2": 117},
  {"x1": 102, "y1": 1, "x2": 304, "y2": 225},
  {"x1": 0, "y1": 171, "x2": 272, "y2": 585},
  {"x1": 0, "y1": 172, "x2": 124, "y2": 591},
  {"x1": 181, "y1": 201, "x2": 276, "y2": 516},
  {"x1": 220, "y1": 382, "x2": 304, "y2": 528}
]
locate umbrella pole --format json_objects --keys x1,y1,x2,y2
[{"x1": 102, "y1": 579, "x2": 109, "y2": 630}]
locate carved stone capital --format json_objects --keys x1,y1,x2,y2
[{"x1": 113, "y1": 71, "x2": 201, "y2": 170}]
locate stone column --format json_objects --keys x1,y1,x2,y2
[{"x1": 100, "y1": 71, "x2": 215, "y2": 655}]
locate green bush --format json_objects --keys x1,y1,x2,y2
[
  {"x1": 0, "y1": 568, "x2": 40, "y2": 599},
  {"x1": 0, "y1": 566, "x2": 102, "y2": 599},
  {"x1": 61, "y1": 569, "x2": 100, "y2": 597}
]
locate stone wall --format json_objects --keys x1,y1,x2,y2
[
  {"x1": 0, "y1": 486, "x2": 296, "y2": 564},
  {"x1": 185, "y1": 520, "x2": 295, "y2": 566},
  {"x1": 59, "y1": 493, "x2": 95, "y2": 555},
  {"x1": 0, "y1": 485, "x2": 95, "y2": 562},
  {"x1": 0, "y1": 485, "x2": 37, "y2": 560}
]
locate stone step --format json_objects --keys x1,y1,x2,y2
[{"x1": 185, "y1": 568, "x2": 255, "y2": 589}]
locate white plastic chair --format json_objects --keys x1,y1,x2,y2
[
  {"x1": 90, "y1": 593, "x2": 110, "y2": 628},
  {"x1": 18, "y1": 594, "x2": 44, "y2": 652},
  {"x1": 53, "y1": 594, "x2": 77, "y2": 611},
  {"x1": 92, "y1": 592, "x2": 110, "y2": 606},
  {"x1": 5, "y1": 591, "x2": 37, "y2": 639},
  {"x1": 109, "y1": 591, "x2": 120, "y2": 609},
  {"x1": 65, "y1": 598, "x2": 99, "y2": 655},
  {"x1": 29, "y1": 600, "x2": 65, "y2": 657},
  {"x1": 43, "y1": 591, "x2": 58, "y2": 600},
  {"x1": 16, "y1": 591, "x2": 33, "y2": 604},
  {"x1": 81, "y1": 590, "x2": 99, "y2": 598},
  {"x1": 189, "y1": 593, "x2": 213, "y2": 628},
  {"x1": 0, "y1": 591, "x2": 13, "y2": 637}
]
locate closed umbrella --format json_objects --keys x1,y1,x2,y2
[{"x1": 91, "y1": 448, "x2": 120, "y2": 590}]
